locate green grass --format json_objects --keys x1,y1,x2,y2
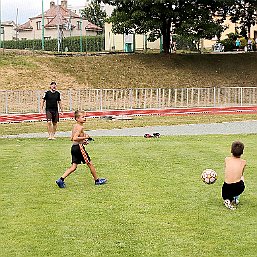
[
  {"x1": 1, "y1": 135, "x2": 257, "y2": 257},
  {"x1": 0, "y1": 113, "x2": 257, "y2": 136}
]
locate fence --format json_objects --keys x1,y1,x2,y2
[{"x1": 0, "y1": 87, "x2": 257, "y2": 114}]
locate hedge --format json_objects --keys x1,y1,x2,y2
[{"x1": 2, "y1": 35, "x2": 105, "y2": 53}]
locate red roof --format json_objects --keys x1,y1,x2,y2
[
  {"x1": 18, "y1": 4, "x2": 102, "y2": 32},
  {"x1": 17, "y1": 21, "x2": 33, "y2": 31}
]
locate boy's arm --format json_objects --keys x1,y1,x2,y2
[{"x1": 240, "y1": 160, "x2": 246, "y2": 182}]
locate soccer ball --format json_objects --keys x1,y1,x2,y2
[{"x1": 201, "y1": 169, "x2": 217, "y2": 184}]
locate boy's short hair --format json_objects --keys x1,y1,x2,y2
[
  {"x1": 231, "y1": 141, "x2": 244, "y2": 157},
  {"x1": 74, "y1": 110, "x2": 85, "y2": 120},
  {"x1": 50, "y1": 81, "x2": 56, "y2": 85}
]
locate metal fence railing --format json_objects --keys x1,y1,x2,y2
[{"x1": 0, "y1": 87, "x2": 256, "y2": 114}]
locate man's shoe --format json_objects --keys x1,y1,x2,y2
[
  {"x1": 95, "y1": 178, "x2": 107, "y2": 185},
  {"x1": 56, "y1": 178, "x2": 65, "y2": 188}
]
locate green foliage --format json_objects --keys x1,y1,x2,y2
[
  {"x1": 81, "y1": 0, "x2": 107, "y2": 29},
  {"x1": 173, "y1": 35, "x2": 198, "y2": 51},
  {"x1": 227, "y1": 32, "x2": 239, "y2": 41},
  {"x1": 219, "y1": 38, "x2": 235, "y2": 51},
  {"x1": 229, "y1": 0, "x2": 257, "y2": 38},
  {"x1": 103, "y1": 0, "x2": 230, "y2": 53},
  {"x1": 220, "y1": 34, "x2": 255, "y2": 51},
  {"x1": 2, "y1": 36, "x2": 105, "y2": 53},
  {"x1": 1, "y1": 135, "x2": 257, "y2": 256}
]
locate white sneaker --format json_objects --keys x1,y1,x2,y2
[{"x1": 224, "y1": 199, "x2": 236, "y2": 210}]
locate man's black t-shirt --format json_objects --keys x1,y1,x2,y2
[{"x1": 43, "y1": 91, "x2": 61, "y2": 111}]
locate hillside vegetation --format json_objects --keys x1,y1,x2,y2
[{"x1": 1, "y1": 50, "x2": 257, "y2": 90}]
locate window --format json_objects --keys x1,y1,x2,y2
[
  {"x1": 36, "y1": 21, "x2": 41, "y2": 30},
  {"x1": 77, "y1": 21, "x2": 82, "y2": 30}
]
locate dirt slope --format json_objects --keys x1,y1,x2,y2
[{"x1": 0, "y1": 50, "x2": 256, "y2": 90}]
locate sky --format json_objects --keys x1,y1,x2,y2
[{"x1": 1, "y1": 0, "x2": 112, "y2": 24}]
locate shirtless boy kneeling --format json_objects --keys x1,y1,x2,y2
[
  {"x1": 222, "y1": 141, "x2": 246, "y2": 210},
  {"x1": 56, "y1": 110, "x2": 107, "y2": 188}
]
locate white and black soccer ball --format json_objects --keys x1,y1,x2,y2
[{"x1": 201, "y1": 169, "x2": 217, "y2": 184}]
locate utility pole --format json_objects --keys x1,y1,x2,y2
[
  {"x1": 57, "y1": 0, "x2": 61, "y2": 52},
  {"x1": 16, "y1": 8, "x2": 18, "y2": 41},
  {"x1": 0, "y1": 0, "x2": 2, "y2": 49},
  {"x1": 42, "y1": 0, "x2": 45, "y2": 50},
  {"x1": 79, "y1": 10, "x2": 83, "y2": 52}
]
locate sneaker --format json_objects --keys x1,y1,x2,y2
[
  {"x1": 56, "y1": 178, "x2": 66, "y2": 188},
  {"x1": 95, "y1": 178, "x2": 107, "y2": 185},
  {"x1": 232, "y1": 196, "x2": 240, "y2": 205},
  {"x1": 224, "y1": 199, "x2": 236, "y2": 210}
]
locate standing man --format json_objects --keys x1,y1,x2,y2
[{"x1": 41, "y1": 81, "x2": 63, "y2": 140}]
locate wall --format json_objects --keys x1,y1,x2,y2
[{"x1": 105, "y1": 22, "x2": 160, "y2": 52}]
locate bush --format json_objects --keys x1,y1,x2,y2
[
  {"x1": 2, "y1": 35, "x2": 105, "y2": 53},
  {"x1": 173, "y1": 35, "x2": 198, "y2": 51}
]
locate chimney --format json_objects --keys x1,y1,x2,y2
[
  {"x1": 50, "y1": 1, "x2": 55, "y2": 8},
  {"x1": 61, "y1": 0, "x2": 67, "y2": 9}
]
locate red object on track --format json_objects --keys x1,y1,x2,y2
[{"x1": 1, "y1": 106, "x2": 257, "y2": 123}]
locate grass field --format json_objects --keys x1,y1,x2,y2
[{"x1": 1, "y1": 134, "x2": 257, "y2": 257}]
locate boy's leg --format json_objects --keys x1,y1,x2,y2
[
  {"x1": 62, "y1": 163, "x2": 77, "y2": 179},
  {"x1": 87, "y1": 161, "x2": 107, "y2": 185},
  {"x1": 233, "y1": 195, "x2": 240, "y2": 205},
  {"x1": 56, "y1": 163, "x2": 77, "y2": 188},
  {"x1": 222, "y1": 182, "x2": 236, "y2": 210},
  {"x1": 87, "y1": 162, "x2": 98, "y2": 180}
]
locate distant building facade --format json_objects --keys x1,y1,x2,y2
[
  {"x1": 0, "y1": 21, "x2": 17, "y2": 41},
  {"x1": 16, "y1": 0, "x2": 101, "y2": 41},
  {"x1": 105, "y1": 23, "x2": 161, "y2": 52},
  {"x1": 200, "y1": 16, "x2": 257, "y2": 49}
]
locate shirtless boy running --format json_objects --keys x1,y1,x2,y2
[
  {"x1": 222, "y1": 141, "x2": 246, "y2": 210},
  {"x1": 56, "y1": 110, "x2": 107, "y2": 188}
]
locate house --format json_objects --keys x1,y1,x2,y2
[
  {"x1": 106, "y1": 16, "x2": 257, "y2": 52},
  {"x1": 0, "y1": 21, "x2": 17, "y2": 41},
  {"x1": 199, "y1": 16, "x2": 257, "y2": 49},
  {"x1": 105, "y1": 22, "x2": 161, "y2": 52},
  {"x1": 17, "y1": 0, "x2": 102, "y2": 41}
]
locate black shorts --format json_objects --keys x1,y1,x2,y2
[
  {"x1": 222, "y1": 180, "x2": 245, "y2": 201},
  {"x1": 71, "y1": 144, "x2": 91, "y2": 164},
  {"x1": 46, "y1": 110, "x2": 59, "y2": 123}
]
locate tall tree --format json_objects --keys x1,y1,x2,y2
[
  {"x1": 81, "y1": 0, "x2": 107, "y2": 29},
  {"x1": 229, "y1": 0, "x2": 257, "y2": 38},
  {"x1": 102, "y1": 0, "x2": 230, "y2": 53}
]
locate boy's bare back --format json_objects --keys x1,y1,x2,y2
[{"x1": 224, "y1": 156, "x2": 246, "y2": 184}]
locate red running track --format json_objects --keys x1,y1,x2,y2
[{"x1": 1, "y1": 106, "x2": 257, "y2": 123}]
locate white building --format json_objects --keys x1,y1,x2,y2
[
  {"x1": 0, "y1": 21, "x2": 17, "y2": 41},
  {"x1": 17, "y1": 0, "x2": 101, "y2": 41}
]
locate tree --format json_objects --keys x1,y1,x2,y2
[
  {"x1": 81, "y1": 0, "x2": 107, "y2": 29},
  {"x1": 229, "y1": 0, "x2": 257, "y2": 38},
  {"x1": 102, "y1": 0, "x2": 231, "y2": 53}
]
